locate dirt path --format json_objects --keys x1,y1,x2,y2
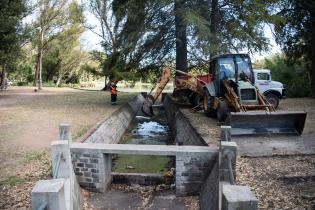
[{"x1": 0, "y1": 87, "x2": 135, "y2": 179}]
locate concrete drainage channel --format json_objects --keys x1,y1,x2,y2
[{"x1": 31, "y1": 93, "x2": 258, "y2": 210}]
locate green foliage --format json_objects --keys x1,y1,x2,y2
[
  {"x1": 31, "y1": 0, "x2": 87, "y2": 86},
  {"x1": 261, "y1": 54, "x2": 310, "y2": 97},
  {"x1": 274, "y1": 1, "x2": 314, "y2": 62},
  {"x1": 16, "y1": 81, "x2": 29, "y2": 86},
  {"x1": 0, "y1": 0, "x2": 27, "y2": 69},
  {"x1": 87, "y1": 0, "x2": 282, "y2": 81},
  {"x1": 274, "y1": 0, "x2": 315, "y2": 97}
]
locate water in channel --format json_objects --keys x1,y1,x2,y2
[{"x1": 112, "y1": 107, "x2": 174, "y2": 174}]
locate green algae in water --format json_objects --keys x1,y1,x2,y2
[{"x1": 112, "y1": 155, "x2": 172, "y2": 174}]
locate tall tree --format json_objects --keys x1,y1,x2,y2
[
  {"x1": 86, "y1": 0, "x2": 175, "y2": 83},
  {"x1": 32, "y1": 0, "x2": 67, "y2": 90},
  {"x1": 44, "y1": 1, "x2": 86, "y2": 86},
  {"x1": 86, "y1": 0, "x2": 277, "y2": 82},
  {"x1": 274, "y1": 0, "x2": 315, "y2": 97},
  {"x1": 0, "y1": 0, "x2": 26, "y2": 89},
  {"x1": 175, "y1": 0, "x2": 188, "y2": 73}
]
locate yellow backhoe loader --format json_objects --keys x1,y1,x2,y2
[{"x1": 142, "y1": 54, "x2": 307, "y2": 136}]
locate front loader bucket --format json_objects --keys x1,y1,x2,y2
[{"x1": 229, "y1": 111, "x2": 307, "y2": 136}]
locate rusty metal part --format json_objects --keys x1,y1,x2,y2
[
  {"x1": 175, "y1": 70, "x2": 205, "y2": 95},
  {"x1": 223, "y1": 80, "x2": 242, "y2": 112},
  {"x1": 141, "y1": 68, "x2": 172, "y2": 116}
]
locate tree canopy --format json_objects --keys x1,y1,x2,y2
[
  {"x1": 0, "y1": 0, "x2": 27, "y2": 89},
  {"x1": 274, "y1": 0, "x2": 315, "y2": 97},
  {"x1": 2, "y1": 0, "x2": 314, "y2": 96}
]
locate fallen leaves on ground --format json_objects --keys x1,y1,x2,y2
[
  {"x1": 0, "y1": 151, "x2": 51, "y2": 210},
  {"x1": 237, "y1": 155, "x2": 315, "y2": 210}
]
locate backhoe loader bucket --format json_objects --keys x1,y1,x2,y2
[
  {"x1": 142, "y1": 96, "x2": 154, "y2": 116},
  {"x1": 229, "y1": 111, "x2": 307, "y2": 136}
]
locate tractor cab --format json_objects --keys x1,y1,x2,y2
[{"x1": 209, "y1": 54, "x2": 258, "y2": 104}]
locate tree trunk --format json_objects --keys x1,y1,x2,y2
[
  {"x1": 35, "y1": 30, "x2": 44, "y2": 90},
  {"x1": 1, "y1": 64, "x2": 7, "y2": 90},
  {"x1": 210, "y1": 0, "x2": 219, "y2": 56},
  {"x1": 55, "y1": 75, "x2": 62, "y2": 87},
  {"x1": 175, "y1": 0, "x2": 188, "y2": 75},
  {"x1": 311, "y1": 17, "x2": 315, "y2": 98},
  {"x1": 104, "y1": 76, "x2": 108, "y2": 89},
  {"x1": 38, "y1": 47, "x2": 43, "y2": 90},
  {"x1": 34, "y1": 53, "x2": 40, "y2": 87}
]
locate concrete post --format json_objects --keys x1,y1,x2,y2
[
  {"x1": 52, "y1": 141, "x2": 71, "y2": 179},
  {"x1": 59, "y1": 124, "x2": 71, "y2": 141},
  {"x1": 221, "y1": 126, "x2": 231, "y2": 142},
  {"x1": 51, "y1": 140, "x2": 83, "y2": 210},
  {"x1": 31, "y1": 179, "x2": 66, "y2": 210},
  {"x1": 222, "y1": 185, "x2": 258, "y2": 210},
  {"x1": 220, "y1": 141, "x2": 237, "y2": 183}
]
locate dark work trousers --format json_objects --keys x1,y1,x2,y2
[{"x1": 111, "y1": 94, "x2": 117, "y2": 104}]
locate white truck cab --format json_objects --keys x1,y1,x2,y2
[{"x1": 253, "y1": 68, "x2": 285, "y2": 108}]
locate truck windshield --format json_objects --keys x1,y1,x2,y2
[{"x1": 218, "y1": 56, "x2": 251, "y2": 80}]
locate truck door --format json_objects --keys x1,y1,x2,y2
[{"x1": 256, "y1": 72, "x2": 270, "y2": 93}]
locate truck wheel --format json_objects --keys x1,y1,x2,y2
[
  {"x1": 203, "y1": 89, "x2": 216, "y2": 117},
  {"x1": 217, "y1": 101, "x2": 228, "y2": 122},
  {"x1": 266, "y1": 93, "x2": 279, "y2": 109}
]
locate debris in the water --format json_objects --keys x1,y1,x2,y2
[
  {"x1": 126, "y1": 165, "x2": 135, "y2": 169},
  {"x1": 135, "y1": 116, "x2": 151, "y2": 120},
  {"x1": 163, "y1": 168, "x2": 175, "y2": 177}
]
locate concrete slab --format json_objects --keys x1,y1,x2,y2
[
  {"x1": 31, "y1": 179, "x2": 66, "y2": 210},
  {"x1": 234, "y1": 134, "x2": 315, "y2": 157},
  {"x1": 147, "y1": 191, "x2": 190, "y2": 210},
  {"x1": 222, "y1": 185, "x2": 258, "y2": 210},
  {"x1": 88, "y1": 190, "x2": 142, "y2": 209},
  {"x1": 70, "y1": 143, "x2": 215, "y2": 156},
  {"x1": 88, "y1": 189, "x2": 193, "y2": 210}
]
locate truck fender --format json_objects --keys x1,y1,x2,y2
[
  {"x1": 204, "y1": 82, "x2": 216, "y2": 97},
  {"x1": 263, "y1": 90, "x2": 282, "y2": 99}
]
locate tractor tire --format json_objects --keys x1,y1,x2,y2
[
  {"x1": 194, "y1": 94, "x2": 202, "y2": 107},
  {"x1": 217, "y1": 100, "x2": 228, "y2": 122},
  {"x1": 203, "y1": 89, "x2": 216, "y2": 118},
  {"x1": 265, "y1": 93, "x2": 279, "y2": 109},
  {"x1": 189, "y1": 93, "x2": 198, "y2": 107}
]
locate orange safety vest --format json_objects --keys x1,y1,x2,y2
[{"x1": 111, "y1": 86, "x2": 117, "y2": 94}]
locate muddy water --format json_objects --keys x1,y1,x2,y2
[{"x1": 112, "y1": 107, "x2": 174, "y2": 174}]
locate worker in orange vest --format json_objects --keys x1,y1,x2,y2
[{"x1": 110, "y1": 81, "x2": 118, "y2": 105}]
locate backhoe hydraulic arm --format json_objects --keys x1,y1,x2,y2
[{"x1": 142, "y1": 67, "x2": 172, "y2": 116}]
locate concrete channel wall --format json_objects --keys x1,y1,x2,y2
[
  {"x1": 69, "y1": 93, "x2": 220, "y2": 208},
  {"x1": 163, "y1": 95, "x2": 208, "y2": 146},
  {"x1": 71, "y1": 143, "x2": 219, "y2": 198},
  {"x1": 81, "y1": 94, "x2": 145, "y2": 144}
]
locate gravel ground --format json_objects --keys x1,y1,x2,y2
[
  {"x1": 237, "y1": 156, "x2": 315, "y2": 210},
  {"x1": 181, "y1": 97, "x2": 315, "y2": 210},
  {"x1": 1, "y1": 89, "x2": 314, "y2": 210},
  {"x1": 85, "y1": 184, "x2": 199, "y2": 210}
]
